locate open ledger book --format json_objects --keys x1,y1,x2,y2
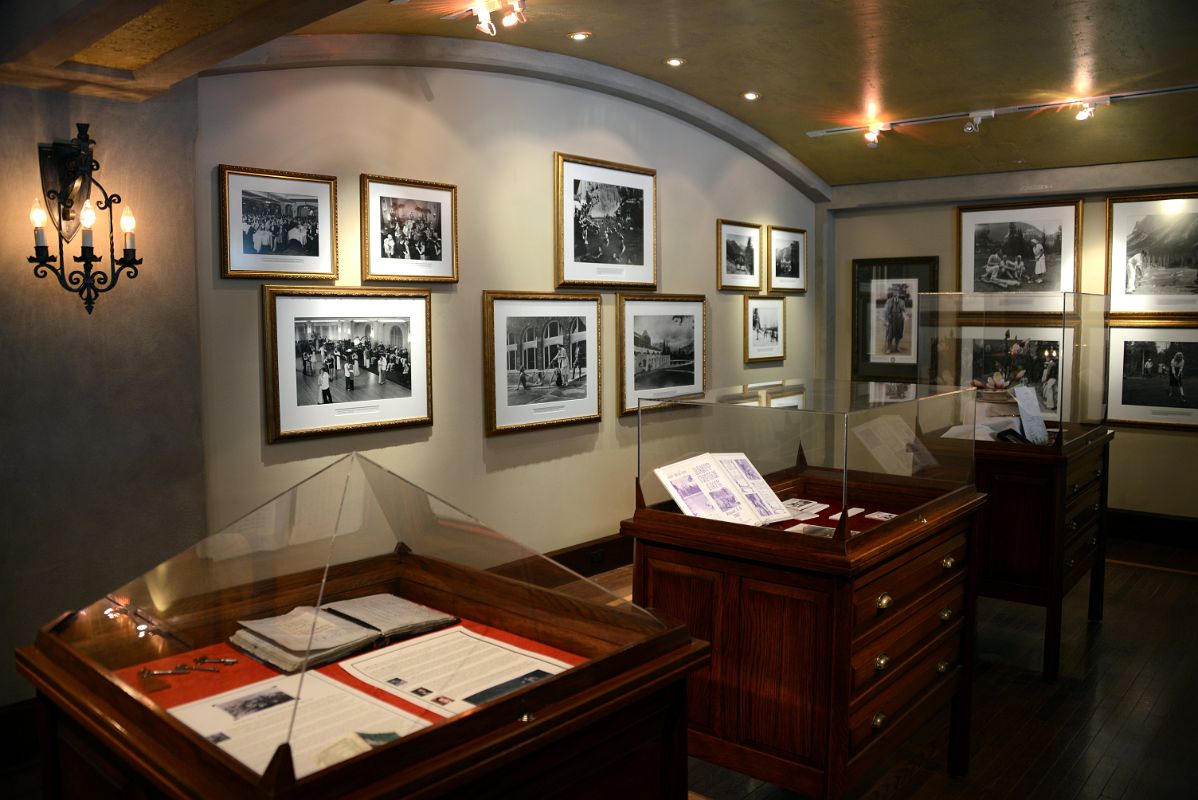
[
  {"x1": 230, "y1": 593, "x2": 457, "y2": 673},
  {"x1": 654, "y1": 452, "x2": 790, "y2": 526}
]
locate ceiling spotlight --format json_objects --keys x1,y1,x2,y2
[
  {"x1": 864, "y1": 129, "x2": 879, "y2": 148},
  {"x1": 1075, "y1": 102, "x2": 1094, "y2": 121},
  {"x1": 567, "y1": 31, "x2": 591, "y2": 41},
  {"x1": 473, "y1": 4, "x2": 496, "y2": 35},
  {"x1": 664, "y1": 57, "x2": 686, "y2": 67},
  {"x1": 502, "y1": 0, "x2": 526, "y2": 26},
  {"x1": 963, "y1": 109, "x2": 995, "y2": 134},
  {"x1": 742, "y1": 91, "x2": 761, "y2": 101}
]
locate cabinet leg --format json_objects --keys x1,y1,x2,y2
[
  {"x1": 1088, "y1": 559, "x2": 1106, "y2": 622},
  {"x1": 947, "y1": 685, "x2": 971, "y2": 777},
  {"x1": 1043, "y1": 603, "x2": 1062, "y2": 681}
]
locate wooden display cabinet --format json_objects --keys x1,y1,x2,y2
[{"x1": 17, "y1": 454, "x2": 708, "y2": 799}]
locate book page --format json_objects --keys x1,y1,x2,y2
[
  {"x1": 711, "y1": 453, "x2": 790, "y2": 523},
  {"x1": 238, "y1": 607, "x2": 375, "y2": 653},
  {"x1": 322, "y1": 594, "x2": 455, "y2": 636},
  {"x1": 654, "y1": 454, "x2": 756, "y2": 525}
]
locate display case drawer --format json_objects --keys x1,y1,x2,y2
[
  {"x1": 1064, "y1": 484, "x2": 1102, "y2": 544},
  {"x1": 1063, "y1": 524, "x2": 1099, "y2": 586},
  {"x1": 852, "y1": 532, "x2": 966, "y2": 638},
  {"x1": 848, "y1": 629, "x2": 961, "y2": 753},
  {"x1": 849, "y1": 583, "x2": 964, "y2": 698},
  {"x1": 1065, "y1": 446, "x2": 1105, "y2": 498}
]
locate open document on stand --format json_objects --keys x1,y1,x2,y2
[
  {"x1": 653, "y1": 452, "x2": 790, "y2": 525},
  {"x1": 169, "y1": 671, "x2": 428, "y2": 778},
  {"x1": 339, "y1": 626, "x2": 572, "y2": 717}
]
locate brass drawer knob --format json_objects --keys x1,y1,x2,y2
[
  {"x1": 1068, "y1": 520, "x2": 1079, "y2": 532},
  {"x1": 1088, "y1": 536, "x2": 1097, "y2": 547},
  {"x1": 876, "y1": 592, "x2": 894, "y2": 610},
  {"x1": 1094, "y1": 468, "x2": 1103, "y2": 478},
  {"x1": 1071, "y1": 483, "x2": 1082, "y2": 494},
  {"x1": 940, "y1": 555, "x2": 957, "y2": 570},
  {"x1": 938, "y1": 607, "x2": 954, "y2": 622},
  {"x1": 873, "y1": 653, "x2": 891, "y2": 671},
  {"x1": 1091, "y1": 503, "x2": 1100, "y2": 512},
  {"x1": 871, "y1": 711, "x2": 887, "y2": 729},
  {"x1": 1066, "y1": 558, "x2": 1076, "y2": 569},
  {"x1": 936, "y1": 659, "x2": 951, "y2": 674}
]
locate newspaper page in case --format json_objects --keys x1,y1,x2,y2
[
  {"x1": 653, "y1": 452, "x2": 788, "y2": 525},
  {"x1": 711, "y1": 453, "x2": 791, "y2": 523}
]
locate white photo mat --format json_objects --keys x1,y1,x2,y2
[
  {"x1": 556, "y1": 155, "x2": 656, "y2": 287},
  {"x1": 222, "y1": 167, "x2": 336, "y2": 277},
  {"x1": 619, "y1": 296, "x2": 706, "y2": 414},
  {"x1": 1106, "y1": 325, "x2": 1198, "y2": 427},
  {"x1": 717, "y1": 220, "x2": 762, "y2": 290},
  {"x1": 361, "y1": 175, "x2": 457, "y2": 282},
  {"x1": 960, "y1": 324, "x2": 1074, "y2": 421},
  {"x1": 1107, "y1": 194, "x2": 1198, "y2": 315},
  {"x1": 272, "y1": 292, "x2": 429, "y2": 439},
  {"x1": 767, "y1": 226, "x2": 807, "y2": 292}
]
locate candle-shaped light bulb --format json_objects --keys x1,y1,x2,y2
[
  {"x1": 30, "y1": 198, "x2": 48, "y2": 248},
  {"x1": 120, "y1": 206, "x2": 136, "y2": 252},
  {"x1": 80, "y1": 199, "x2": 96, "y2": 248}
]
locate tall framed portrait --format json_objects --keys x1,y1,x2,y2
[
  {"x1": 960, "y1": 322, "x2": 1074, "y2": 421},
  {"x1": 484, "y1": 291, "x2": 601, "y2": 434},
  {"x1": 1107, "y1": 321, "x2": 1198, "y2": 429},
  {"x1": 555, "y1": 153, "x2": 657, "y2": 289},
  {"x1": 716, "y1": 219, "x2": 762, "y2": 290},
  {"x1": 220, "y1": 165, "x2": 337, "y2": 280},
  {"x1": 1106, "y1": 190, "x2": 1198, "y2": 316},
  {"x1": 851, "y1": 256, "x2": 938, "y2": 381},
  {"x1": 263, "y1": 285, "x2": 431, "y2": 443},
  {"x1": 616, "y1": 294, "x2": 707, "y2": 415},
  {"x1": 744, "y1": 295, "x2": 785, "y2": 362},
  {"x1": 360, "y1": 174, "x2": 458, "y2": 283},
  {"x1": 957, "y1": 199, "x2": 1081, "y2": 312},
  {"x1": 766, "y1": 225, "x2": 807, "y2": 293}
]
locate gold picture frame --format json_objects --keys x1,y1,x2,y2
[
  {"x1": 483, "y1": 290, "x2": 602, "y2": 434},
  {"x1": 220, "y1": 164, "x2": 338, "y2": 280},
  {"x1": 743, "y1": 295, "x2": 786, "y2": 362},
  {"x1": 360, "y1": 173, "x2": 459, "y2": 283},
  {"x1": 717, "y1": 219, "x2": 762, "y2": 291},
  {"x1": 766, "y1": 225, "x2": 807, "y2": 293},
  {"x1": 554, "y1": 152, "x2": 657, "y2": 289},
  {"x1": 263, "y1": 284, "x2": 431, "y2": 442},
  {"x1": 1105, "y1": 189, "x2": 1198, "y2": 317},
  {"x1": 1106, "y1": 318, "x2": 1198, "y2": 429},
  {"x1": 616, "y1": 293, "x2": 708, "y2": 415}
]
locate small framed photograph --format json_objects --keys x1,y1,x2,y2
[
  {"x1": 960, "y1": 322, "x2": 1074, "y2": 421},
  {"x1": 744, "y1": 295, "x2": 786, "y2": 362},
  {"x1": 717, "y1": 220, "x2": 762, "y2": 290},
  {"x1": 360, "y1": 174, "x2": 457, "y2": 283},
  {"x1": 616, "y1": 294, "x2": 707, "y2": 415},
  {"x1": 263, "y1": 285, "x2": 431, "y2": 443},
  {"x1": 555, "y1": 152, "x2": 656, "y2": 289},
  {"x1": 868, "y1": 382, "x2": 917, "y2": 404},
  {"x1": 1107, "y1": 322, "x2": 1198, "y2": 428},
  {"x1": 220, "y1": 165, "x2": 337, "y2": 279},
  {"x1": 851, "y1": 256, "x2": 938, "y2": 381},
  {"x1": 1107, "y1": 190, "x2": 1198, "y2": 316},
  {"x1": 484, "y1": 291, "x2": 601, "y2": 434},
  {"x1": 766, "y1": 225, "x2": 807, "y2": 293},
  {"x1": 957, "y1": 199, "x2": 1081, "y2": 312}
]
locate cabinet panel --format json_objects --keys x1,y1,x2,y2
[
  {"x1": 736, "y1": 578, "x2": 830, "y2": 765},
  {"x1": 977, "y1": 471, "x2": 1053, "y2": 588}
]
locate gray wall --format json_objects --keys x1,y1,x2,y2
[{"x1": 0, "y1": 82, "x2": 207, "y2": 704}]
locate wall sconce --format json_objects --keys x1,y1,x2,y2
[{"x1": 28, "y1": 123, "x2": 142, "y2": 314}]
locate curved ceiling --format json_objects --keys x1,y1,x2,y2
[{"x1": 3, "y1": 0, "x2": 1197, "y2": 186}]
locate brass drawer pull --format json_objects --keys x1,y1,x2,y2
[
  {"x1": 936, "y1": 659, "x2": 951, "y2": 674},
  {"x1": 940, "y1": 555, "x2": 957, "y2": 570},
  {"x1": 873, "y1": 653, "x2": 891, "y2": 671},
  {"x1": 1094, "y1": 468, "x2": 1103, "y2": 478},
  {"x1": 871, "y1": 711, "x2": 887, "y2": 729},
  {"x1": 1071, "y1": 483, "x2": 1082, "y2": 494},
  {"x1": 876, "y1": 592, "x2": 894, "y2": 610},
  {"x1": 939, "y1": 607, "x2": 954, "y2": 622},
  {"x1": 1088, "y1": 536, "x2": 1097, "y2": 547},
  {"x1": 1066, "y1": 558, "x2": 1076, "y2": 569},
  {"x1": 1091, "y1": 503, "x2": 1100, "y2": 512},
  {"x1": 1068, "y1": 520, "x2": 1079, "y2": 532}
]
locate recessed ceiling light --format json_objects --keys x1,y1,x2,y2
[
  {"x1": 742, "y1": 91, "x2": 761, "y2": 101},
  {"x1": 664, "y1": 57, "x2": 686, "y2": 67},
  {"x1": 567, "y1": 31, "x2": 591, "y2": 41}
]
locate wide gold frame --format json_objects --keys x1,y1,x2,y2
[
  {"x1": 554, "y1": 152, "x2": 658, "y2": 289},
  {"x1": 483, "y1": 290, "x2": 602, "y2": 434},
  {"x1": 716, "y1": 219, "x2": 762, "y2": 291},
  {"x1": 1105, "y1": 189, "x2": 1198, "y2": 317},
  {"x1": 360, "y1": 173, "x2": 459, "y2": 283},
  {"x1": 220, "y1": 164, "x2": 338, "y2": 280},
  {"x1": 766, "y1": 225, "x2": 808, "y2": 293},
  {"x1": 616, "y1": 293, "x2": 708, "y2": 416},
  {"x1": 1105, "y1": 317, "x2": 1198, "y2": 430},
  {"x1": 262, "y1": 284, "x2": 432, "y2": 442},
  {"x1": 743, "y1": 295, "x2": 787, "y2": 363},
  {"x1": 955, "y1": 198, "x2": 1082, "y2": 301}
]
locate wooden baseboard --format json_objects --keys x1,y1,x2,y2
[
  {"x1": 0, "y1": 698, "x2": 38, "y2": 767},
  {"x1": 1108, "y1": 508, "x2": 1198, "y2": 549},
  {"x1": 547, "y1": 533, "x2": 633, "y2": 578}
]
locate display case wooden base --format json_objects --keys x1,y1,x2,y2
[
  {"x1": 973, "y1": 427, "x2": 1114, "y2": 680},
  {"x1": 622, "y1": 473, "x2": 985, "y2": 800}
]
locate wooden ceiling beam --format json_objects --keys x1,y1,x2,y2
[{"x1": 2, "y1": 0, "x2": 161, "y2": 68}]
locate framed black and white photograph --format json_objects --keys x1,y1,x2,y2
[
  {"x1": 851, "y1": 256, "x2": 938, "y2": 381},
  {"x1": 744, "y1": 295, "x2": 785, "y2": 362},
  {"x1": 1107, "y1": 191, "x2": 1198, "y2": 316},
  {"x1": 263, "y1": 285, "x2": 431, "y2": 443},
  {"x1": 766, "y1": 225, "x2": 807, "y2": 293},
  {"x1": 960, "y1": 323, "x2": 1074, "y2": 422},
  {"x1": 717, "y1": 219, "x2": 762, "y2": 290},
  {"x1": 484, "y1": 291, "x2": 601, "y2": 433},
  {"x1": 1107, "y1": 322, "x2": 1198, "y2": 428},
  {"x1": 868, "y1": 382, "x2": 917, "y2": 404},
  {"x1": 220, "y1": 165, "x2": 337, "y2": 280},
  {"x1": 957, "y1": 200, "x2": 1081, "y2": 312},
  {"x1": 616, "y1": 294, "x2": 707, "y2": 415},
  {"x1": 555, "y1": 152, "x2": 656, "y2": 289},
  {"x1": 360, "y1": 174, "x2": 457, "y2": 283}
]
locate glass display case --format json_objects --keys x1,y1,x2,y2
[
  {"x1": 622, "y1": 380, "x2": 985, "y2": 798},
  {"x1": 18, "y1": 454, "x2": 707, "y2": 799}
]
